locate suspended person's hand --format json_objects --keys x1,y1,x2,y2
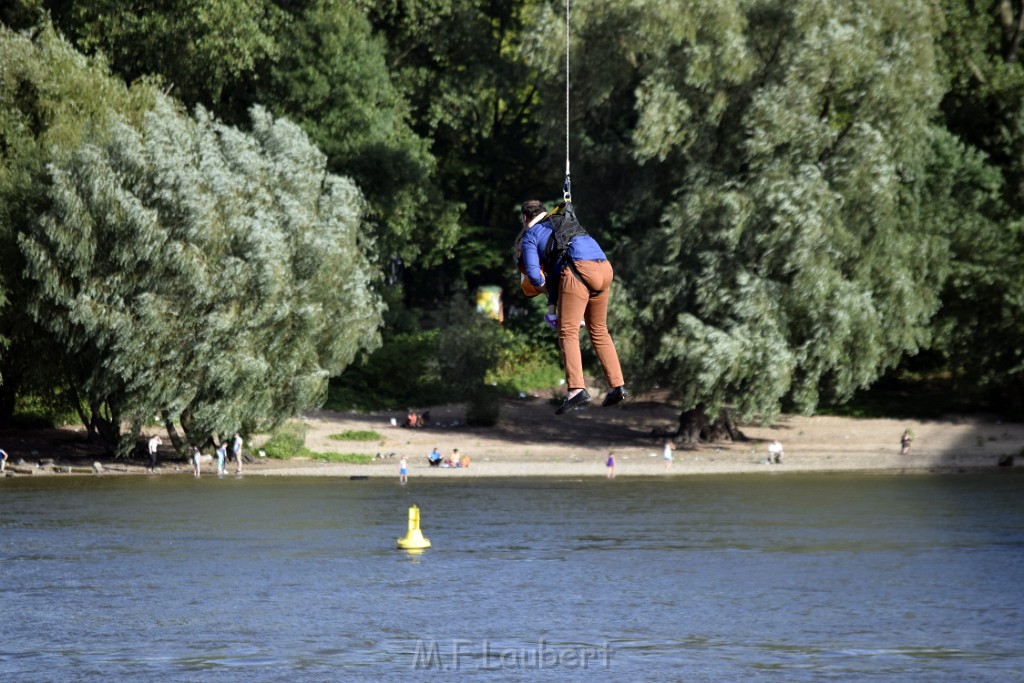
[{"x1": 544, "y1": 313, "x2": 585, "y2": 330}]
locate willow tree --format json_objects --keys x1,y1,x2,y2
[
  {"x1": 527, "y1": 0, "x2": 956, "y2": 419},
  {"x1": 0, "y1": 20, "x2": 157, "y2": 426},
  {"x1": 19, "y1": 96, "x2": 383, "y2": 454},
  {"x1": 42, "y1": 0, "x2": 460, "y2": 289}
]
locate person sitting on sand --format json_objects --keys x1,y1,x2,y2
[
  {"x1": 427, "y1": 447, "x2": 443, "y2": 467},
  {"x1": 768, "y1": 439, "x2": 784, "y2": 464}
]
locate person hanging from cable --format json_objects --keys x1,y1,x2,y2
[{"x1": 513, "y1": 194, "x2": 627, "y2": 415}]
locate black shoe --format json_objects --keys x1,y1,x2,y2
[
  {"x1": 601, "y1": 386, "x2": 628, "y2": 407},
  {"x1": 555, "y1": 389, "x2": 591, "y2": 415}
]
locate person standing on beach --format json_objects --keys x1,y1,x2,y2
[
  {"x1": 0, "y1": 448, "x2": 7, "y2": 472},
  {"x1": 147, "y1": 435, "x2": 162, "y2": 470},
  {"x1": 663, "y1": 440, "x2": 675, "y2": 471},
  {"x1": 900, "y1": 430, "x2": 913, "y2": 455},
  {"x1": 216, "y1": 442, "x2": 227, "y2": 476},
  {"x1": 399, "y1": 456, "x2": 408, "y2": 484},
  {"x1": 232, "y1": 433, "x2": 243, "y2": 474},
  {"x1": 606, "y1": 452, "x2": 616, "y2": 479},
  {"x1": 191, "y1": 445, "x2": 202, "y2": 478}
]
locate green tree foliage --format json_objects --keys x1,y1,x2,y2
[
  {"x1": 44, "y1": 0, "x2": 281, "y2": 111},
  {"x1": 44, "y1": 0, "x2": 460, "y2": 277},
  {"x1": 435, "y1": 300, "x2": 505, "y2": 425},
  {"x1": 259, "y1": 0, "x2": 460, "y2": 266},
  {"x1": 929, "y1": 0, "x2": 1024, "y2": 404},
  {"x1": 18, "y1": 96, "x2": 383, "y2": 454},
  {"x1": 8, "y1": 0, "x2": 1024, "y2": 426},
  {"x1": 0, "y1": 21, "x2": 156, "y2": 425},
  {"x1": 551, "y1": 0, "x2": 954, "y2": 417},
  {"x1": 1, "y1": 0, "x2": 45, "y2": 29},
  {"x1": 361, "y1": 0, "x2": 554, "y2": 294}
]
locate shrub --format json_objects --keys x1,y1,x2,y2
[
  {"x1": 326, "y1": 330, "x2": 450, "y2": 411},
  {"x1": 261, "y1": 422, "x2": 310, "y2": 459},
  {"x1": 309, "y1": 452, "x2": 374, "y2": 463}
]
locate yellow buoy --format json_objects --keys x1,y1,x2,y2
[{"x1": 397, "y1": 505, "x2": 431, "y2": 550}]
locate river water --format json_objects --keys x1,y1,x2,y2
[{"x1": 1, "y1": 473, "x2": 1021, "y2": 682}]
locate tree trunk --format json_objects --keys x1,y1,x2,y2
[
  {"x1": 709, "y1": 408, "x2": 747, "y2": 442},
  {"x1": 676, "y1": 403, "x2": 709, "y2": 444},
  {"x1": 677, "y1": 404, "x2": 748, "y2": 444},
  {"x1": 999, "y1": 0, "x2": 1024, "y2": 63},
  {"x1": 162, "y1": 409, "x2": 185, "y2": 454},
  {"x1": 88, "y1": 402, "x2": 121, "y2": 456}
]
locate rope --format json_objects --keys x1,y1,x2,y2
[{"x1": 564, "y1": 0, "x2": 572, "y2": 202}]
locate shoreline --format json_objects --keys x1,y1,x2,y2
[
  {"x1": 2, "y1": 400, "x2": 1022, "y2": 479},
  {"x1": 2, "y1": 448, "x2": 1018, "y2": 479}
]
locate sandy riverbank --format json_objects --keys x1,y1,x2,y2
[{"x1": 3, "y1": 395, "x2": 1022, "y2": 478}]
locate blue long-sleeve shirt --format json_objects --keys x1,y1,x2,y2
[{"x1": 520, "y1": 217, "x2": 607, "y2": 306}]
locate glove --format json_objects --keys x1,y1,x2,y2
[{"x1": 545, "y1": 313, "x2": 585, "y2": 330}]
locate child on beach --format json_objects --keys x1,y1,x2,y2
[
  {"x1": 191, "y1": 445, "x2": 202, "y2": 478},
  {"x1": 399, "y1": 456, "x2": 408, "y2": 484},
  {"x1": 216, "y1": 442, "x2": 227, "y2": 476},
  {"x1": 663, "y1": 441, "x2": 675, "y2": 471},
  {"x1": 606, "y1": 452, "x2": 616, "y2": 479}
]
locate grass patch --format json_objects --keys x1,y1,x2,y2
[
  {"x1": 328, "y1": 430, "x2": 381, "y2": 441},
  {"x1": 308, "y1": 452, "x2": 374, "y2": 463},
  {"x1": 260, "y1": 422, "x2": 373, "y2": 463},
  {"x1": 262, "y1": 441, "x2": 373, "y2": 464}
]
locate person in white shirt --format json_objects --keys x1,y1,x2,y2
[{"x1": 147, "y1": 435, "x2": 162, "y2": 471}]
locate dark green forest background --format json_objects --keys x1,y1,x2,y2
[{"x1": 2, "y1": 0, "x2": 1023, "y2": 454}]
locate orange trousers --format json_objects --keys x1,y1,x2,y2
[{"x1": 557, "y1": 259, "x2": 624, "y2": 390}]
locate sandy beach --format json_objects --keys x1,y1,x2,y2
[{"x1": 4, "y1": 395, "x2": 1021, "y2": 478}]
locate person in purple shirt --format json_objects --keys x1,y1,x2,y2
[{"x1": 515, "y1": 199, "x2": 627, "y2": 415}]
